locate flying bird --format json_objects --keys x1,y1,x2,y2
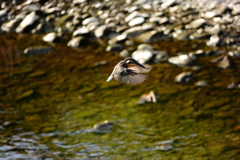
[{"x1": 106, "y1": 57, "x2": 151, "y2": 85}]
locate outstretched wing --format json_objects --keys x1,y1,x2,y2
[
  {"x1": 127, "y1": 64, "x2": 151, "y2": 73},
  {"x1": 114, "y1": 68, "x2": 147, "y2": 85}
]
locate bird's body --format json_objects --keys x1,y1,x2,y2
[{"x1": 106, "y1": 57, "x2": 151, "y2": 85}]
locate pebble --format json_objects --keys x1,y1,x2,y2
[{"x1": 175, "y1": 72, "x2": 193, "y2": 83}]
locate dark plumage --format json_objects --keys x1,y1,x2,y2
[{"x1": 106, "y1": 57, "x2": 151, "y2": 85}]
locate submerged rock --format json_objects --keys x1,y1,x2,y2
[
  {"x1": 92, "y1": 120, "x2": 113, "y2": 132},
  {"x1": 175, "y1": 72, "x2": 193, "y2": 83},
  {"x1": 24, "y1": 46, "x2": 53, "y2": 55}
]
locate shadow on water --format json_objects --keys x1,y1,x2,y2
[{"x1": 0, "y1": 34, "x2": 240, "y2": 159}]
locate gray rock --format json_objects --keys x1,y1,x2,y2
[
  {"x1": 137, "y1": 44, "x2": 153, "y2": 50},
  {"x1": 73, "y1": 27, "x2": 91, "y2": 37},
  {"x1": 92, "y1": 120, "x2": 113, "y2": 131},
  {"x1": 82, "y1": 17, "x2": 99, "y2": 26},
  {"x1": 123, "y1": 25, "x2": 153, "y2": 39},
  {"x1": 24, "y1": 46, "x2": 53, "y2": 55},
  {"x1": 108, "y1": 34, "x2": 127, "y2": 45},
  {"x1": 16, "y1": 11, "x2": 39, "y2": 33},
  {"x1": 169, "y1": 54, "x2": 193, "y2": 67},
  {"x1": 132, "y1": 47, "x2": 158, "y2": 64},
  {"x1": 67, "y1": 36, "x2": 90, "y2": 48},
  {"x1": 173, "y1": 29, "x2": 195, "y2": 41},
  {"x1": 119, "y1": 49, "x2": 131, "y2": 58},
  {"x1": 190, "y1": 30, "x2": 211, "y2": 40},
  {"x1": 1, "y1": 19, "x2": 21, "y2": 32},
  {"x1": 154, "y1": 51, "x2": 169, "y2": 62},
  {"x1": 155, "y1": 144, "x2": 172, "y2": 151},
  {"x1": 43, "y1": 32, "x2": 61, "y2": 43},
  {"x1": 217, "y1": 56, "x2": 231, "y2": 69},
  {"x1": 206, "y1": 35, "x2": 220, "y2": 47},
  {"x1": 125, "y1": 11, "x2": 140, "y2": 22},
  {"x1": 106, "y1": 44, "x2": 124, "y2": 52},
  {"x1": 185, "y1": 18, "x2": 206, "y2": 29},
  {"x1": 94, "y1": 25, "x2": 113, "y2": 38},
  {"x1": 32, "y1": 21, "x2": 53, "y2": 34},
  {"x1": 135, "y1": 30, "x2": 170, "y2": 43},
  {"x1": 161, "y1": 0, "x2": 177, "y2": 9},
  {"x1": 195, "y1": 80, "x2": 207, "y2": 86},
  {"x1": 175, "y1": 72, "x2": 193, "y2": 83},
  {"x1": 128, "y1": 17, "x2": 145, "y2": 27}
]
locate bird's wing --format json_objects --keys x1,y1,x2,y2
[
  {"x1": 114, "y1": 68, "x2": 147, "y2": 85},
  {"x1": 127, "y1": 64, "x2": 151, "y2": 73}
]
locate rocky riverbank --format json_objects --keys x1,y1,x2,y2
[{"x1": 1, "y1": 0, "x2": 240, "y2": 85}]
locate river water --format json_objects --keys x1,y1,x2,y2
[{"x1": 0, "y1": 34, "x2": 240, "y2": 159}]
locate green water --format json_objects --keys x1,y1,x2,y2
[{"x1": 0, "y1": 34, "x2": 240, "y2": 159}]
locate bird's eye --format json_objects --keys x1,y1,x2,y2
[{"x1": 126, "y1": 60, "x2": 132, "y2": 63}]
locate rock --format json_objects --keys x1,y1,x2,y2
[
  {"x1": 24, "y1": 46, "x2": 53, "y2": 55},
  {"x1": 175, "y1": 72, "x2": 193, "y2": 83},
  {"x1": 1, "y1": 19, "x2": 21, "y2": 32},
  {"x1": 190, "y1": 30, "x2": 211, "y2": 40},
  {"x1": 122, "y1": 25, "x2": 153, "y2": 39},
  {"x1": 125, "y1": 11, "x2": 140, "y2": 22},
  {"x1": 108, "y1": 34, "x2": 127, "y2": 45},
  {"x1": 195, "y1": 80, "x2": 207, "y2": 86},
  {"x1": 32, "y1": 21, "x2": 53, "y2": 34},
  {"x1": 206, "y1": 35, "x2": 220, "y2": 47},
  {"x1": 154, "y1": 51, "x2": 169, "y2": 62},
  {"x1": 204, "y1": 11, "x2": 217, "y2": 19},
  {"x1": 16, "y1": 11, "x2": 39, "y2": 33},
  {"x1": 135, "y1": 30, "x2": 170, "y2": 43},
  {"x1": 67, "y1": 36, "x2": 90, "y2": 48},
  {"x1": 92, "y1": 120, "x2": 113, "y2": 131},
  {"x1": 119, "y1": 49, "x2": 131, "y2": 58},
  {"x1": 94, "y1": 25, "x2": 113, "y2": 38},
  {"x1": 73, "y1": 27, "x2": 91, "y2": 37},
  {"x1": 173, "y1": 29, "x2": 195, "y2": 41},
  {"x1": 128, "y1": 17, "x2": 145, "y2": 27},
  {"x1": 217, "y1": 56, "x2": 232, "y2": 69},
  {"x1": 137, "y1": 44, "x2": 153, "y2": 50},
  {"x1": 106, "y1": 44, "x2": 124, "y2": 52},
  {"x1": 168, "y1": 54, "x2": 193, "y2": 67},
  {"x1": 179, "y1": 107, "x2": 194, "y2": 116},
  {"x1": 161, "y1": 0, "x2": 177, "y2": 9},
  {"x1": 43, "y1": 32, "x2": 61, "y2": 43},
  {"x1": 155, "y1": 144, "x2": 172, "y2": 151},
  {"x1": 82, "y1": 17, "x2": 99, "y2": 26},
  {"x1": 131, "y1": 49, "x2": 155, "y2": 64},
  {"x1": 227, "y1": 82, "x2": 237, "y2": 89},
  {"x1": 185, "y1": 18, "x2": 206, "y2": 29}
]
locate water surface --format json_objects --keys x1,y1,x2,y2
[{"x1": 0, "y1": 34, "x2": 240, "y2": 159}]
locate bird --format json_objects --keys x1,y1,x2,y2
[{"x1": 106, "y1": 57, "x2": 151, "y2": 85}]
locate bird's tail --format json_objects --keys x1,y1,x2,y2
[{"x1": 106, "y1": 75, "x2": 113, "y2": 82}]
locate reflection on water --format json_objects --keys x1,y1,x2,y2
[{"x1": 0, "y1": 34, "x2": 240, "y2": 159}]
